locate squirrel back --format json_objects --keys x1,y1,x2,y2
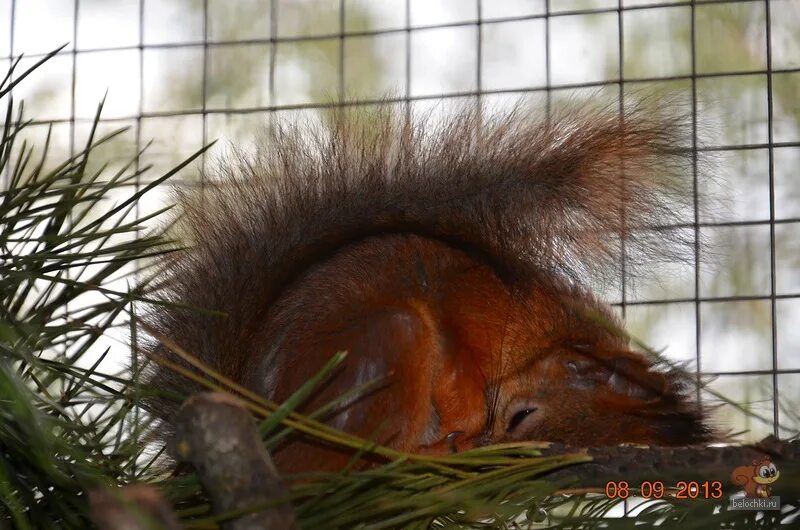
[{"x1": 143, "y1": 101, "x2": 713, "y2": 472}]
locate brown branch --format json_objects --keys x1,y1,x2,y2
[
  {"x1": 541, "y1": 436, "x2": 800, "y2": 501},
  {"x1": 88, "y1": 485, "x2": 181, "y2": 530},
  {"x1": 171, "y1": 392, "x2": 299, "y2": 530}
]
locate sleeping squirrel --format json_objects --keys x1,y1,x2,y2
[{"x1": 143, "y1": 101, "x2": 714, "y2": 472}]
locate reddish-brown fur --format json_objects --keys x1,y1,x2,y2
[{"x1": 143, "y1": 102, "x2": 713, "y2": 473}]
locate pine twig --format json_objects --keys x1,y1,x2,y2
[{"x1": 172, "y1": 392, "x2": 299, "y2": 530}]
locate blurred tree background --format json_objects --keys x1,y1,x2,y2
[{"x1": 3, "y1": 0, "x2": 799, "y2": 443}]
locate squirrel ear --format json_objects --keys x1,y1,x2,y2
[{"x1": 565, "y1": 351, "x2": 667, "y2": 402}]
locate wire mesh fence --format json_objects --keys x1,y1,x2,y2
[{"x1": 3, "y1": 0, "x2": 799, "y2": 443}]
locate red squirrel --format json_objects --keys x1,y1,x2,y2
[{"x1": 144, "y1": 102, "x2": 714, "y2": 472}]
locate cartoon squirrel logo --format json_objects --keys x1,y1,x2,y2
[{"x1": 731, "y1": 456, "x2": 780, "y2": 498}]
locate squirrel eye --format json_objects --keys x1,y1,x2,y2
[
  {"x1": 759, "y1": 466, "x2": 769, "y2": 478},
  {"x1": 507, "y1": 407, "x2": 537, "y2": 432}
]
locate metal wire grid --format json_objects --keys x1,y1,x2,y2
[{"x1": 3, "y1": 0, "x2": 799, "y2": 439}]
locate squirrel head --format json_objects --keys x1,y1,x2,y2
[{"x1": 752, "y1": 457, "x2": 780, "y2": 485}]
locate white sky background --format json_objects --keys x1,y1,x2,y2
[{"x1": 2, "y1": 0, "x2": 799, "y2": 441}]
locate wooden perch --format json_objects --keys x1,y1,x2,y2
[
  {"x1": 172, "y1": 392, "x2": 299, "y2": 530},
  {"x1": 541, "y1": 436, "x2": 799, "y2": 501}
]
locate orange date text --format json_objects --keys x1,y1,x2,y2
[{"x1": 604, "y1": 480, "x2": 724, "y2": 500}]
